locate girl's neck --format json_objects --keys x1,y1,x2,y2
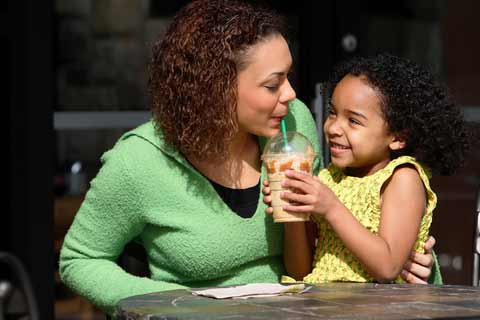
[
  {"x1": 344, "y1": 157, "x2": 392, "y2": 177},
  {"x1": 187, "y1": 131, "x2": 261, "y2": 188}
]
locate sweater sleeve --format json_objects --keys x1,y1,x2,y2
[
  {"x1": 59, "y1": 141, "x2": 186, "y2": 315},
  {"x1": 429, "y1": 251, "x2": 443, "y2": 285}
]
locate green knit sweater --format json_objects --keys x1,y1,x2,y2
[{"x1": 59, "y1": 99, "x2": 322, "y2": 314}]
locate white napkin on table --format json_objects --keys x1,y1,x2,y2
[{"x1": 190, "y1": 283, "x2": 311, "y2": 299}]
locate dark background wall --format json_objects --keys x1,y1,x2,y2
[{"x1": 3, "y1": 0, "x2": 54, "y2": 319}]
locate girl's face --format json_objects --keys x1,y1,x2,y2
[
  {"x1": 324, "y1": 74, "x2": 402, "y2": 177},
  {"x1": 236, "y1": 35, "x2": 296, "y2": 138}
]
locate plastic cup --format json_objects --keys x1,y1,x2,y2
[{"x1": 262, "y1": 132, "x2": 315, "y2": 223}]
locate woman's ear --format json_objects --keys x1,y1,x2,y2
[{"x1": 389, "y1": 135, "x2": 406, "y2": 151}]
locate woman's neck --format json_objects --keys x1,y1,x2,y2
[{"x1": 187, "y1": 131, "x2": 261, "y2": 188}]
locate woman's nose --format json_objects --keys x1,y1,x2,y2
[{"x1": 279, "y1": 79, "x2": 296, "y2": 103}]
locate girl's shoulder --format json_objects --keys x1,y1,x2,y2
[
  {"x1": 382, "y1": 156, "x2": 438, "y2": 215},
  {"x1": 383, "y1": 156, "x2": 432, "y2": 181},
  {"x1": 381, "y1": 156, "x2": 437, "y2": 208}
]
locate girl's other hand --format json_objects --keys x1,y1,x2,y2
[
  {"x1": 401, "y1": 235, "x2": 436, "y2": 284},
  {"x1": 262, "y1": 179, "x2": 273, "y2": 215}
]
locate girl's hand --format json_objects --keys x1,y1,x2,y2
[
  {"x1": 401, "y1": 235, "x2": 436, "y2": 283},
  {"x1": 262, "y1": 179, "x2": 273, "y2": 215},
  {"x1": 281, "y1": 170, "x2": 340, "y2": 219}
]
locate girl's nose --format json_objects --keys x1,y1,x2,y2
[
  {"x1": 324, "y1": 118, "x2": 342, "y2": 137},
  {"x1": 279, "y1": 79, "x2": 296, "y2": 103}
]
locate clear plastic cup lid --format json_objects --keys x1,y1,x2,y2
[{"x1": 262, "y1": 132, "x2": 314, "y2": 157}]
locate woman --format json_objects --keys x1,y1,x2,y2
[{"x1": 59, "y1": 0, "x2": 437, "y2": 315}]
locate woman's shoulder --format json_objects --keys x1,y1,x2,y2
[
  {"x1": 285, "y1": 99, "x2": 322, "y2": 170},
  {"x1": 105, "y1": 120, "x2": 175, "y2": 158},
  {"x1": 286, "y1": 99, "x2": 312, "y2": 122},
  {"x1": 100, "y1": 120, "x2": 178, "y2": 173},
  {"x1": 118, "y1": 120, "x2": 165, "y2": 151}
]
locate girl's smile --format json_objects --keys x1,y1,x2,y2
[{"x1": 329, "y1": 141, "x2": 351, "y2": 156}]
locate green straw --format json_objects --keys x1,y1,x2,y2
[{"x1": 280, "y1": 118, "x2": 289, "y2": 150}]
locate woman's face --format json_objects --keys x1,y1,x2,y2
[{"x1": 236, "y1": 35, "x2": 296, "y2": 138}]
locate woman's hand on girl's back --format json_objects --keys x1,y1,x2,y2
[{"x1": 401, "y1": 235, "x2": 436, "y2": 284}]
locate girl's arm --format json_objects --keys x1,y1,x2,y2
[{"x1": 282, "y1": 166, "x2": 426, "y2": 282}]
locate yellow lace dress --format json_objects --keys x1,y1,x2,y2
[{"x1": 303, "y1": 156, "x2": 437, "y2": 284}]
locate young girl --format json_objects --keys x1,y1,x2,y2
[{"x1": 265, "y1": 54, "x2": 469, "y2": 284}]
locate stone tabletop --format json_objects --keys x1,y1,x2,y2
[{"x1": 114, "y1": 283, "x2": 480, "y2": 319}]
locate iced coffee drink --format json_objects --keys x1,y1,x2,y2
[{"x1": 262, "y1": 132, "x2": 315, "y2": 223}]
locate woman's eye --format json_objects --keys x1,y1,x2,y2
[{"x1": 264, "y1": 85, "x2": 279, "y2": 92}]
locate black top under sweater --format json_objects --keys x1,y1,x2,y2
[{"x1": 208, "y1": 179, "x2": 260, "y2": 219}]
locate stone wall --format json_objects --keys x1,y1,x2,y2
[
  {"x1": 56, "y1": 0, "x2": 171, "y2": 111},
  {"x1": 55, "y1": 0, "x2": 172, "y2": 181}
]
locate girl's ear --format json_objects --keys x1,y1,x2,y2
[{"x1": 389, "y1": 135, "x2": 406, "y2": 151}]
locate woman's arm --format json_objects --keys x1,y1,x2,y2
[
  {"x1": 59, "y1": 141, "x2": 186, "y2": 315},
  {"x1": 282, "y1": 166, "x2": 426, "y2": 282},
  {"x1": 283, "y1": 222, "x2": 315, "y2": 280},
  {"x1": 263, "y1": 179, "x2": 315, "y2": 280}
]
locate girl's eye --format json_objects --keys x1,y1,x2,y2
[{"x1": 349, "y1": 118, "x2": 361, "y2": 125}]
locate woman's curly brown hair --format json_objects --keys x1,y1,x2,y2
[
  {"x1": 149, "y1": 0, "x2": 287, "y2": 160},
  {"x1": 327, "y1": 54, "x2": 470, "y2": 175}
]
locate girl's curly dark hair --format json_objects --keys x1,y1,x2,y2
[
  {"x1": 326, "y1": 54, "x2": 469, "y2": 175},
  {"x1": 149, "y1": 0, "x2": 286, "y2": 161}
]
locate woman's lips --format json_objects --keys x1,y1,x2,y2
[{"x1": 270, "y1": 116, "x2": 283, "y2": 124}]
